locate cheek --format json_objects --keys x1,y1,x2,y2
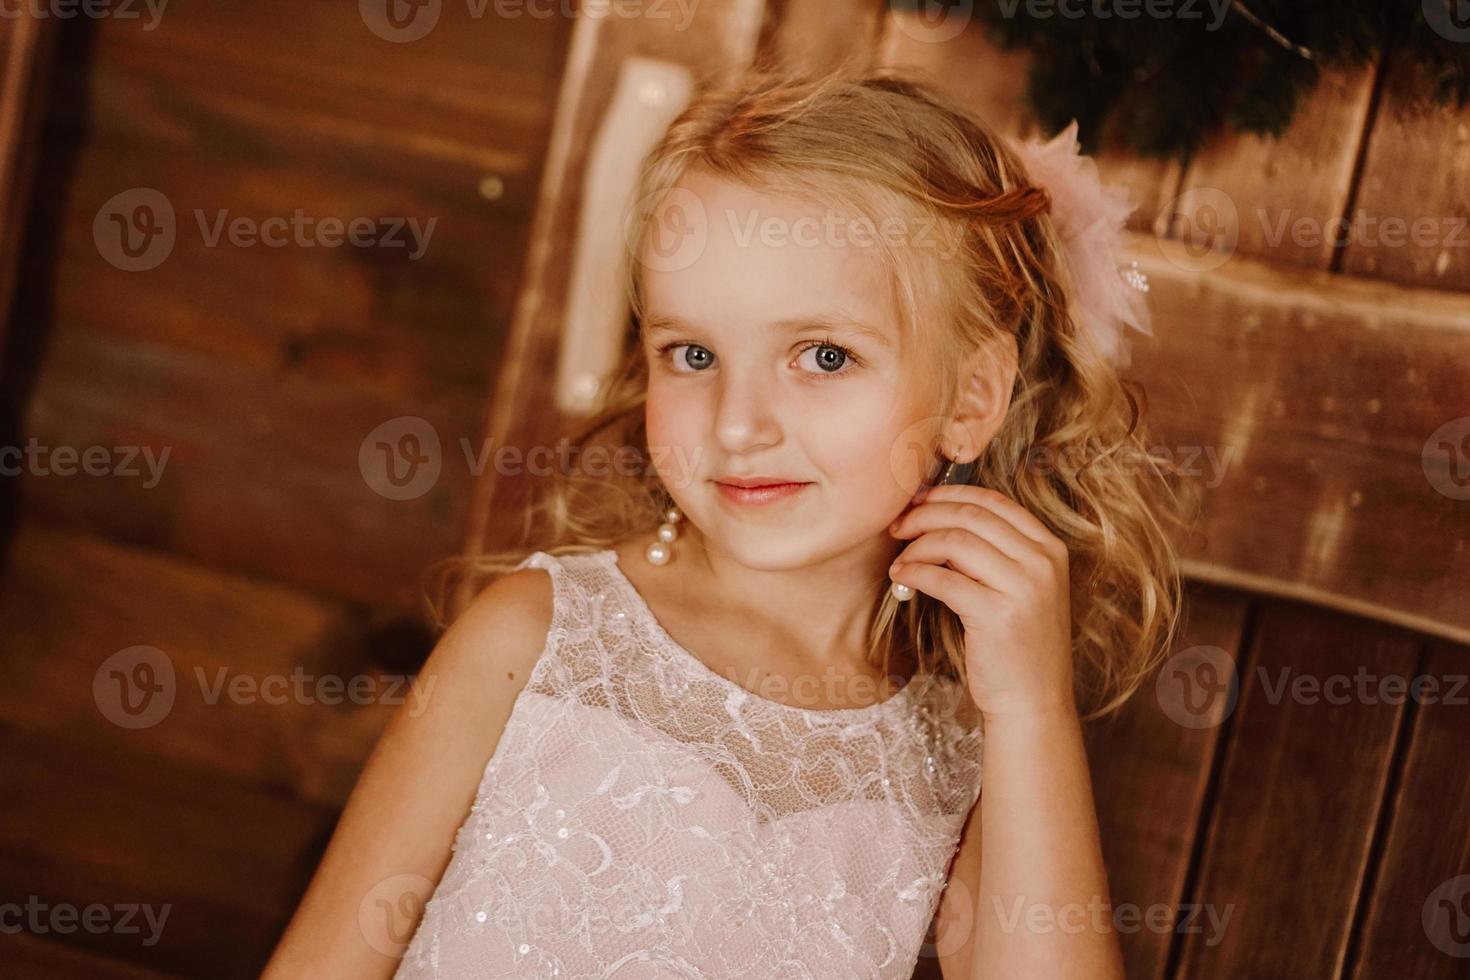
[
  {"x1": 644, "y1": 381, "x2": 706, "y2": 489},
  {"x1": 807, "y1": 386, "x2": 932, "y2": 505},
  {"x1": 645, "y1": 381, "x2": 694, "y2": 444}
]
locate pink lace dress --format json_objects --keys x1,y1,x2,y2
[{"x1": 395, "y1": 548, "x2": 984, "y2": 979}]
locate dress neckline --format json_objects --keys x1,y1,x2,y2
[{"x1": 599, "y1": 549, "x2": 917, "y2": 722}]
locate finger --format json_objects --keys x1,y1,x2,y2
[
  {"x1": 890, "y1": 498, "x2": 1039, "y2": 564},
  {"x1": 888, "y1": 558, "x2": 997, "y2": 620},
  {"x1": 919, "y1": 484, "x2": 1059, "y2": 550},
  {"x1": 892, "y1": 527, "x2": 1028, "y2": 594}
]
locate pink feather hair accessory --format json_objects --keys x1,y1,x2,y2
[{"x1": 1007, "y1": 121, "x2": 1153, "y2": 369}]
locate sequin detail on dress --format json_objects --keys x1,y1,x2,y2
[{"x1": 394, "y1": 549, "x2": 984, "y2": 979}]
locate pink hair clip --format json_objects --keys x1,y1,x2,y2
[{"x1": 1007, "y1": 121, "x2": 1153, "y2": 369}]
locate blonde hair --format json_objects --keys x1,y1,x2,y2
[{"x1": 432, "y1": 66, "x2": 1198, "y2": 723}]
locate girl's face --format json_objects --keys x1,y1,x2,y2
[{"x1": 639, "y1": 170, "x2": 946, "y2": 570}]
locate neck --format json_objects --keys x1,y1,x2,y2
[{"x1": 674, "y1": 524, "x2": 907, "y2": 678}]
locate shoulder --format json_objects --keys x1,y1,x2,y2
[{"x1": 424, "y1": 556, "x2": 559, "y2": 698}]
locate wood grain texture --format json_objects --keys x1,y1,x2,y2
[
  {"x1": 0, "y1": 724, "x2": 336, "y2": 979},
  {"x1": 11, "y1": 2, "x2": 570, "y2": 610},
  {"x1": 1083, "y1": 585, "x2": 1251, "y2": 980},
  {"x1": 1349, "y1": 641, "x2": 1470, "y2": 979},
  {"x1": 1124, "y1": 231, "x2": 1470, "y2": 643},
  {"x1": 0, "y1": 521, "x2": 395, "y2": 808},
  {"x1": 1173, "y1": 599, "x2": 1421, "y2": 979},
  {"x1": 1341, "y1": 52, "x2": 1470, "y2": 291},
  {"x1": 1166, "y1": 65, "x2": 1379, "y2": 271},
  {"x1": 18, "y1": 327, "x2": 483, "y2": 612}
]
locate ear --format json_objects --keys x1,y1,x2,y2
[{"x1": 946, "y1": 331, "x2": 1017, "y2": 463}]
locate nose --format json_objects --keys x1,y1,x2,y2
[{"x1": 712, "y1": 366, "x2": 781, "y2": 456}]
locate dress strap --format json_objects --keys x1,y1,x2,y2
[{"x1": 508, "y1": 548, "x2": 622, "y2": 693}]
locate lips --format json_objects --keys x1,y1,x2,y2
[
  {"x1": 714, "y1": 476, "x2": 806, "y2": 489},
  {"x1": 712, "y1": 478, "x2": 812, "y2": 505}
]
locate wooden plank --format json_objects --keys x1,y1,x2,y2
[
  {"x1": 1173, "y1": 600, "x2": 1421, "y2": 979},
  {"x1": 1349, "y1": 641, "x2": 1470, "y2": 978},
  {"x1": 10, "y1": 1, "x2": 574, "y2": 605},
  {"x1": 1124, "y1": 231, "x2": 1470, "y2": 644},
  {"x1": 0, "y1": 522, "x2": 401, "y2": 808},
  {"x1": 0, "y1": 9, "x2": 55, "y2": 363},
  {"x1": 1341, "y1": 52, "x2": 1470, "y2": 291},
  {"x1": 1164, "y1": 65, "x2": 1378, "y2": 271},
  {"x1": 1082, "y1": 583, "x2": 1251, "y2": 980},
  {"x1": 34, "y1": 1, "x2": 568, "y2": 394},
  {"x1": 0, "y1": 724, "x2": 336, "y2": 978},
  {"x1": 462, "y1": 0, "x2": 768, "y2": 604},
  {"x1": 18, "y1": 327, "x2": 481, "y2": 611}
]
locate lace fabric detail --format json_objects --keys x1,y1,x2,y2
[{"x1": 395, "y1": 549, "x2": 984, "y2": 979}]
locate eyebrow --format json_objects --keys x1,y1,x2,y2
[{"x1": 642, "y1": 313, "x2": 894, "y2": 348}]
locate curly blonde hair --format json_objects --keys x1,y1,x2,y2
[{"x1": 432, "y1": 66, "x2": 1198, "y2": 723}]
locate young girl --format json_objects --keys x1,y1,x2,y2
[{"x1": 266, "y1": 68, "x2": 1188, "y2": 979}]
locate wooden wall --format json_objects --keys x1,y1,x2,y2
[{"x1": 0, "y1": 3, "x2": 569, "y2": 975}]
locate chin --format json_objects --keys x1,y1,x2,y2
[
  {"x1": 699, "y1": 518, "x2": 862, "y2": 572},
  {"x1": 692, "y1": 519, "x2": 803, "y2": 568}
]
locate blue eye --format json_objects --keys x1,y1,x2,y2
[
  {"x1": 663, "y1": 343, "x2": 714, "y2": 373},
  {"x1": 797, "y1": 341, "x2": 856, "y2": 375}
]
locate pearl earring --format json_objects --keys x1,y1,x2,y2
[
  {"x1": 891, "y1": 447, "x2": 976, "y2": 602},
  {"x1": 645, "y1": 502, "x2": 682, "y2": 566}
]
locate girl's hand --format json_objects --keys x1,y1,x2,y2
[{"x1": 887, "y1": 483, "x2": 1075, "y2": 721}]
